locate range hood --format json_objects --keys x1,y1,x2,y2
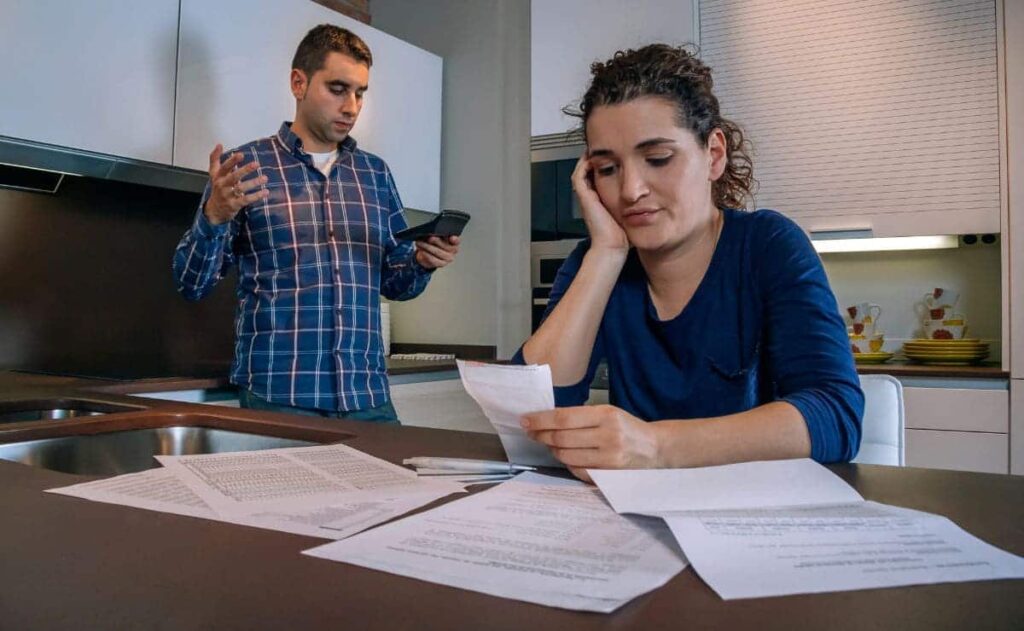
[{"x1": 0, "y1": 135, "x2": 208, "y2": 194}]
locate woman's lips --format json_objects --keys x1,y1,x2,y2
[{"x1": 622, "y1": 208, "x2": 660, "y2": 227}]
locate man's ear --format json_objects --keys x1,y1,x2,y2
[
  {"x1": 290, "y1": 69, "x2": 309, "y2": 100},
  {"x1": 707, "y1": 128, "x2": 728, "y2": 181}
]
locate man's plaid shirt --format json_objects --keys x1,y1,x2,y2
[{"x1": 173, "y1": 122, "x2": 431, "y2": 411}]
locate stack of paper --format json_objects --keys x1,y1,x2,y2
[
  {"x1": 47, "y1": 443, "x2": 464, "y2": 540},
  {"x1": 589, "y1": 459, "x2": 1024, "y2": 600}
]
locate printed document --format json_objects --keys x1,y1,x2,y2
[
  {"x1": 47, "y1": 466, "x2": 457, "y2": 540},
  {"x1": 303, "y1": 472, "x2": 687, "y2": 613},
  {"x1": 456, "y1": 360, "x2": 561, "y2": 467},
  {"x1": 589, "y1": 459, "x2": 1024, "y2": 599},
  {"x1": 157, "y1": 442, "x2": 462, "y2": 517},
  {"x1": 663, "y1": 501, "x2": 1024, "y2": 600}
]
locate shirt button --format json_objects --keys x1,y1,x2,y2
[{"x1": 328, "y1": 229, "x2": 335, "y2": 239}]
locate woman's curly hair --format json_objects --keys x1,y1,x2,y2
[{"x1": 565, "y1": 43, "x2": 756, "y2": 210}]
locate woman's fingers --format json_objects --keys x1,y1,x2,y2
[{"x1": 529, "y1": 426, "x2": 605, "y2": 449}]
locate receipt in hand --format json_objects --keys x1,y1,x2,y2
[{"x1": 457, "y1": 360, "x2": 562, "y2": 467}]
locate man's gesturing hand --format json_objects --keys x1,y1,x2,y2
[{"x1": 203, "y1": 144, "x2": 269, "y2": 225}]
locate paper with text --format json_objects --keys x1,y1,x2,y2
[
  {"x1": 156, "y1": 443, "x2": 462, "y2": 517},
  {"x1": 663, "y1": 501, "x2": 1024, "y2": 599},
  {"x1": 456, "y1": 360, "x2": 561, "y2": 467},
  {"x1": 47, "y1": 467, "x2": 457, "y2": 540},
  {"x1": 303, "y1": 472, "x2": 687, "y2": 613}
]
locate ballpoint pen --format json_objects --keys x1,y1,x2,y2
[{"x1": 403, "y1": 457, "x2": 536, "y2": 475}]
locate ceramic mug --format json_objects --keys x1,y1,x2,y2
[
  {"x1": 923, "y1": 288, "x2": 960, "y2": 309},
  {"x1": 847, "y1": 303, "x2": 882, "y2": 331},
  {"x1": 923, "y1": 320, "x2": 968, "y2": 340},
  {"x1": 869, "y1": 333, "x2": 885, "y2": 352},
  {"x1": 849, "y1": 334, "x2": 867, "y2": 354},
  {"x1": 926, "y1": 306, "x2": 965, "y2": 322}
]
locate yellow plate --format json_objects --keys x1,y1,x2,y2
[
  {"x1": 905, "y1": 353, "x2": 989, "y2": 362},
  {"x1": 904, "y1": 348, "x2": 989, "y2": 355},
  {"x1": 904, "y1": 339, "x2": 983, "y2": 346},
  {"x1": 904, "y1": 344, "x2": 988, "y2": 351},
  {"x1": 853, "y1": 352, "x2": 893, "y2": 364},
  {"x1": 908, "y1": 358, "x2": 988, "y2": 366}
]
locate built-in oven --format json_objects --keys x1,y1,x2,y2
[{"x1": 530, "y1": 240, "x2": 581, "y2": 331}]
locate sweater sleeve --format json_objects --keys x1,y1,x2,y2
[
  {"x1": 510, "y1": 240, "x2": 605, "y2": 406},
  {"x1": 753, "y1": 212, "x2": 864, "y2": 462}
]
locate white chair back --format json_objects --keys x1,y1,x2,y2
[{"x1": 852, "y1": 374, "x2": 905, "y2": 466}]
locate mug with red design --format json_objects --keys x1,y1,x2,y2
[
  {"x1": 923, "y1": 288, "x2": 960, "y2": 309},
  {"x1": 846, "y1": 303, "x2": 882, "y2": 334}
]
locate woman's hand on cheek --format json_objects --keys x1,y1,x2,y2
[
  {"x1": 521, "y1": 405, "x2": 661, "y2": 482},
  {"x1": 572, "y1": 156, "x2": 629, "y2": 254}
]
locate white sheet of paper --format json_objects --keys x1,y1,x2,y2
[
  {"x1": 456, "y1": 360, "x2": 561, "y2": 467},
  {"x1": 303, "y1": 472, "x2": 687, "y2": 613},
  {"x1": 46, "y1": 467, "x2": 457, "y2": 540},
  {"x1": 589, "y1": 459, "x2": 864, "y2": 515},
  {"x1": 663, "y1": 501, "x2": 1024, "y2": 600},
  {"x1": 156, "y1": 443, "x2": 463, "y2": 517}
]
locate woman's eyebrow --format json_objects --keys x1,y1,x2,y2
[
  {"x1": 589, "y1": 138, "x2": 676, "y2": 158},
  {"x1": 635, "y1": 137, "x2": 675, "y2": 149}
]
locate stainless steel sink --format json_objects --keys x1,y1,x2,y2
[
  {"x1": 0, "y1": 426, "x2": 318, "y2": 475},
  {"x1": 0, "y1": 398, "x2": 146, "y2": 424}
]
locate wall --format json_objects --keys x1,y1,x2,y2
[
  {"x1": 531, "y1": 0, "x2": 696, "y2": 137},
  {"x1": 372, "y1": 0, "x2": 532, "y2": 358},
  {"x1": 0, "y1": 177, "x2": 237, "y2": 378}
]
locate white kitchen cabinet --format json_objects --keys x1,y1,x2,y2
[
  {"x1": 175, "y1": 0, "x2": 442, "y2": 213},
  {"x1": 1012, "y1": 380, "x2": 1023, "y2": 475},
  {"x1": 0, "y1": 0, "x2": 179, "y2": 163},
  {"x1": 905, "y1": 429, "x2": 1008, "y2": 474},
  {"x1": 902, "y1": 385, "x2": 1009, "y2": 474},
  {"x1": 699, "y1": 0, "x2": 1002, "y2": 238}
]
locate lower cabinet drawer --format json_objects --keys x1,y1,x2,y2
[
  {"x1": 903, "y1": 387, "x2": 1008, "y2": 433},
  {"x1": 905, "y1": 429, "x2": 1009, "y2": 474}
]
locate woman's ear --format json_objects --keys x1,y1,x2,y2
[{"x1": 707, "y1": 128, "x2": 728, "y2": 181}]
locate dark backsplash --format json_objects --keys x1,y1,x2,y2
[{"x1": 0, "y1": 176, "x2": 237, "y2": 379}]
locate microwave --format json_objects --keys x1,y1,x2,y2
[{"x1": 530, "y1": 240, "x2": 580, "y2": 288}]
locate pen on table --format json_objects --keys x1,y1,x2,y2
[{"x1": 403, "y1": 457, "x2": 536, "y2": 474}]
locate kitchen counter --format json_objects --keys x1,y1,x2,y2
[
  {"x1": 0, "y1": 357, "x2": 458, "y2": 396},
  {"x1": 855, "y1": 362, "x2": 1008, "y2": 379},
  {"x1": 0, "y1": 392, "x2": 1022, "y2": 629}
]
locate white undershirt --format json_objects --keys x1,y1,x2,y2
[{"x1": 309, "y1": 149, "x2": 339, "y2": 177}]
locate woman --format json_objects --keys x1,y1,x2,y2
[{"x1": 517, "y1": 44, "x2": 863, "y2": 482}]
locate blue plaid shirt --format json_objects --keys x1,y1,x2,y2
[{"x1": 173, "y1": 122, "x2": 432, "y2": 411}]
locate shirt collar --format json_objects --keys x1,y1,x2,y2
[{"x1": 276, "y1": 122, "x2": 357, "y2": 158}]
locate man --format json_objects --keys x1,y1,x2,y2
[{"x1": 173, "y1": 24, "x2": 458, "y2": 422}]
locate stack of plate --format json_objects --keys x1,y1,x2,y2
[{"x1": 902, "y1": 339, "x2": 989, "y2": 365}]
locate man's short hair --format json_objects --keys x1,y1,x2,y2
[{"x1": 292, "y1": 24, "x2": 373, "y2": 77}]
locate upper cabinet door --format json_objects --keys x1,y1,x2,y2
[
  {"x1": 0, "y1": 0, "x2": 178, "y2": 163},
  {"x1": 175, "y1": 0, "x2": 442, "y2": 213}
]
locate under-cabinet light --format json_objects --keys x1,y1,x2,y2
[{"x1": 813, "y1": 235, "x2": 959, "y2": 254}]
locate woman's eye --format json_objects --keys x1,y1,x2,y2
[
  {"x1": 595, "y1": 164, "x2": 617, "y2": 177},
  {"x1": 647, "y1": 155, "x2": 672, "y2": 167}
]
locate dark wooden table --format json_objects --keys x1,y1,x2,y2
[{"x1": 0, "y1": 398, "x2": 1022, "y2": 630}]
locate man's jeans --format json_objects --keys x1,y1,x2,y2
[{"x1": 239, "y1": 389, "x2": 400, "y2": 424}]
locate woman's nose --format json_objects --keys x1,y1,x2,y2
[{"x1": 620, "y1": 164, "x2": 650, "y2": 203}]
